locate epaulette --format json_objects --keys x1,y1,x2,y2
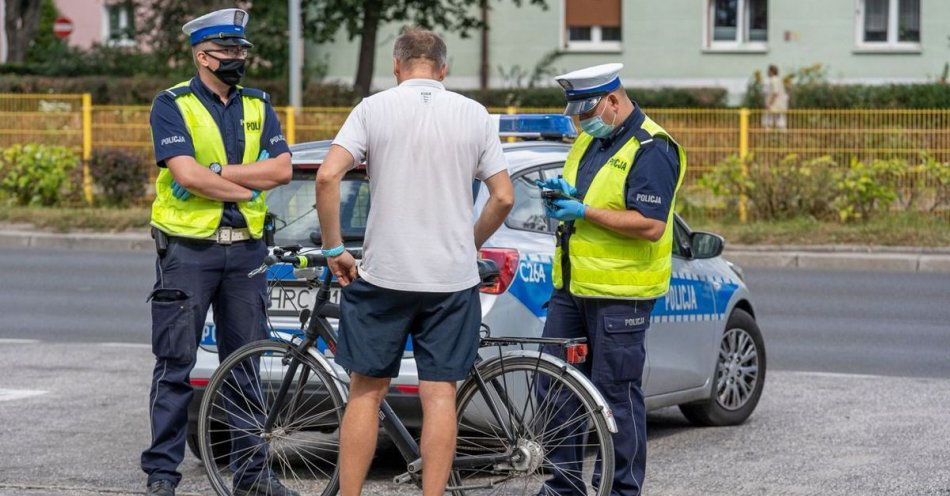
[
  {"x1": 240, "y1": 88, "x2": 270, "y2": 102},
  {"x1": 163, "y1": 86, "x2": 193, "y2": 98}
]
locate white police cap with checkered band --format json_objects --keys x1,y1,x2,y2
[
  {"x1": 183, "y1": 8, "x2": 252, "y2": 47},
  {"x1": 554, "y1": 63, "x2": 624, "y2": 115}
]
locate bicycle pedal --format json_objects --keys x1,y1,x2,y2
[{"x1": 393, "y1": 472, "x2": 413, "y2": 485}]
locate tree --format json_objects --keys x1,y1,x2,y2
[
  {"x1": 136, "y1": 0, "x2": 290, "y2": 78},
  {"x1": 307, "y1": 0, "x2": 548, "y2": 97},
  {"x1": 26, "y1": 0, "x2": 67, "y2": 64},
  {"x1": 4, "y1": 0, "x2": 43, "y2": 63}
]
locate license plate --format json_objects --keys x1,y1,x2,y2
[{"x1": 268, "y1": 281, "x2": 341, "y2": 317}]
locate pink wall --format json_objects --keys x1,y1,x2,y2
[{"x1": 53, "y1": 0, "x2": 105, "y2": 50}]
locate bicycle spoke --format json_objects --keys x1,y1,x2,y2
[
  {"x1": 455, "y1": 359, "x2": 610, "y2": 496},
  {"x1": 199, "y1": 342, "x2": 341, "y2": 496}
]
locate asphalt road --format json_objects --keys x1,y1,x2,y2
[
  {"x1": 1, "y1": 247, "x2": 948, "y2": 379},
  {"x1": 1, "y1": 247, "x2": 950, "y2": 495}
]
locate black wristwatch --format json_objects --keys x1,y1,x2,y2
[{"x1": 209, "y1": 163, "x2": 223, "y2": 175}]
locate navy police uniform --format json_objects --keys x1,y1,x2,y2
[
  {"x1": 141, "y1": 9, "x2": 290, "y2": 491},
  {"x1": 541, "y1": 66, "x2": 680, "y2": 496}
]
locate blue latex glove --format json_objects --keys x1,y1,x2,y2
[
  {"x1": 545, "y1": 198, "x2": 586, "y2": 221},
  {"x1": 258, "y1": 149, "x2": 269, "y2": 160},
  {"x1": 171, "y1": 180, "x2": 191, "y2": 201},
  {"x1": 536, "y1": 177, "x2": 577, "y2": 197},
  {"x1": 250, "y1": 189, "x2": 261, "y2": 201}
]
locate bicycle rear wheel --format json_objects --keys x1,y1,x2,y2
[
  {"x1": 198, "y1": 339, "x2": 344, "y2": 496},
  {"x1": 452, "y1": 356, "x2": 614, "y2": 495}
]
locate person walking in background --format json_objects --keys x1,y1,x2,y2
[{"x1": 763, "y1": 64, "x2": 789, "y2": 130}]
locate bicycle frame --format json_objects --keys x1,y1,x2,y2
[{"x1": 259, "y1": 262, "x2": 613, "y2": 483}]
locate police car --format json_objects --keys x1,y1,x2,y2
[{"x1": 186, "y1": 115, "x2": 766, "y2": 457}]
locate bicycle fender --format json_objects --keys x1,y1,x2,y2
[
  {"x1": 479, "y1": 350, "x2": 619, "y2": 433},
  {"x1": 306, "y1": 346, "x2": 350, "y2": 403}
]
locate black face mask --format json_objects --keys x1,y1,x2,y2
[{"x1": 206, "y1": 52, "x2": 246, "y2": 87}]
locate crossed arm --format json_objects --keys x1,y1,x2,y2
[
  {"x1": 583, "y1": 207, "x2": 666, "y2": 243},
  {"x1": 166, "y1": 152, "x2": 292, "y2": 202}
]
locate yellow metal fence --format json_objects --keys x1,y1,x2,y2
[{"x1": 1, "y1": 94, "x2": 948, "y2": 220}]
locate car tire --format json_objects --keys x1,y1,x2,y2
[
  {"x1": 187, "y1": 420, "x2": 229, "y2": 465},
  {"x1": 679, "y1": 308, "x2": 766, "y2": 427}
]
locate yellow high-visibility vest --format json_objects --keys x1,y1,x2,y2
[
  {"x1": 552, "y1": 116, "x2": 687, "y2": 299},
  {"x1": 150, "y1": 80, "x2": 267, "y2": 238}
]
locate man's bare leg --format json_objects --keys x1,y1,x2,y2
[
  {"x1": 339, "y1": 373, "x2": 390, "y2": 496},
  {"x1": 419, "y1": 380, "x2": 458, "y2": 496}
]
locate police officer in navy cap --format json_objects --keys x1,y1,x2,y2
[
  {"x1": 536, "y1": 63, "x2": 687, "y2": 495},
  {"x1": 141, "y1": 8, "x2": 294, "y2": 496}
]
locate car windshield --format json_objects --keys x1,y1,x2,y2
[{"x1": 265, "y1": 170, "x2": 370, "y2": 246}]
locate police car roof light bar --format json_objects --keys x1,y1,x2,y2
[{"x1": 494, "y1": 114, "x2": 577, "y2": 141}]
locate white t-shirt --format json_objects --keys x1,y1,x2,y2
[{"x1": 332, "y1": 79, "x2": 509, "y2": 292}]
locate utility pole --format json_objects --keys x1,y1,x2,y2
[
  {"x1": 288, "y1": 0, "x2": 302, "y2": 110},
  {"x1": 479, "y1": 0, "x2": 489, "y2": 90}
]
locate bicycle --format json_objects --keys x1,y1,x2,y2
[{"x1": 197, "y1": 245, "x2": 617, "y2": 495}]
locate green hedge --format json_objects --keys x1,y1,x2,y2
[
  {"x1": 7, "y1": 73, "x2": 950, "y2": 108},
  {"x1": 458, "y1": 87, "x2": 728, "y2": 108},
  {"x1": 790, "y1": 83, "x2": 950, "y2": 109},
  {"x1": 0, "y1": 75, "x2": 726, "y2": 108}
]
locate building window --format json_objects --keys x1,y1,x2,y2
[
  {"x1": 104, "y1": 1, "x2": 135, "y2": 47},
  {"x1": 856, "y1": 0, "x2": 920, "y2": 50},
  {"x1": 564, "y1": 0, "x2": 622, "y2": 52},
  {"x1": 705, "y1": 0, "x2": 768, "y2": 51}
]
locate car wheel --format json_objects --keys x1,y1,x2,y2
[
  {"x1": 187, "y1": 420, "x2": 229, "y2": 465},
  {"x1": 679, "y1": 308, "x2": 766, "y2": 426}
]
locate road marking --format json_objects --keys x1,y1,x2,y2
[
  {"x1": 0, "y1": 338, "x2": 39, "y2": 344},
  {"x1": 0, "y1": 389, "x2": 48, "y2": 402},
  {"x1": 786, "y1": 370, "x2": 888, "y2": 380},
  {"x1": 99, "y1": 342, "x2": 151, "y2": 349}
]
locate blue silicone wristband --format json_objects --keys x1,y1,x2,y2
[{"x1": 321, "y1": 244, "x2": 345, "y2": 257}]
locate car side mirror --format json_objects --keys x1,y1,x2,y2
[{"x1": 689, "y1": 231, "x2": 724, "y2": 259}]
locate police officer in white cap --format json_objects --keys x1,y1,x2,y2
[
  {"x1": 536, "y1": 63, "x2": 687, "y2": 495},
  {"x1": 141, "y1": 8, "x2": 294, "y2": 496}
]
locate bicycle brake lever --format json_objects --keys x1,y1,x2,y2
[{"x1": 247, "y1": 263, "x2": 268, "y2": 278}]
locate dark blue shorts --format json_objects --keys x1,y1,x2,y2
[{"x1": 335, "y1": 278, "x2": 482, "y2": 382}]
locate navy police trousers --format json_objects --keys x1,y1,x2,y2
[
  {"x1": 539, "y1": 289, "x2": 654, "y2": 496},
  {"x1": 141, "y1": 238, "x2": 269, "y2": 487}
]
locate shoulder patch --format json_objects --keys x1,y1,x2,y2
[{"x1": 240, "y1": 88, "x2": 269, "y2": 102}]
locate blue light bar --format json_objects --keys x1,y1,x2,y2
[{"x1": 498, "y1": 114, "x2": 577, "y2": 140}]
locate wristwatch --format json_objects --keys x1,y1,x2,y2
[{"x1": 209, "y1": 163, "x2": 223, "y2": 175}]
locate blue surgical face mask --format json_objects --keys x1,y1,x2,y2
[{"x1": 579, "y1": 103, "x2": 616, "y2": 138}]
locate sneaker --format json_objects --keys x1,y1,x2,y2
[
  {"x1": 146, "y1": 480, "x2": 175, "y2": 496},
  {"x1": 234, "y1": 473, "x2": 300, "y2": 496}
]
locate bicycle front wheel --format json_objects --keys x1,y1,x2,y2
[
  {"x1": 452, "y1": 356, "x2": 615, "y2": 496},
  {"x1": 198, "y1": 339, "x2": 344, "y2": 496}
]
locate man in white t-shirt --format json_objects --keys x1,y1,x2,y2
[{"x1": 315, "y1": 27, "x2": 514, "y2": 496}]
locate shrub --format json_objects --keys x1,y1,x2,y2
[
  {"x1": 89, "y1": 149, "x2": 148, "y2": 207},
  {"x1": 835, "y1": 158, "x2": 903, "y2": 222},
  {"x1": 0, "y1": 144, "x2": 79, "y2": 206},
  {"x1": 700, "y1": 154, "x2": 841, "y2": 221}
]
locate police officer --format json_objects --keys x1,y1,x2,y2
[
  {"x1": 539, "y1": 63, "x2": 686, "y2": 495},
  {"x1": 141, "y1": 8, "x2": 293, "y2": 496}
]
